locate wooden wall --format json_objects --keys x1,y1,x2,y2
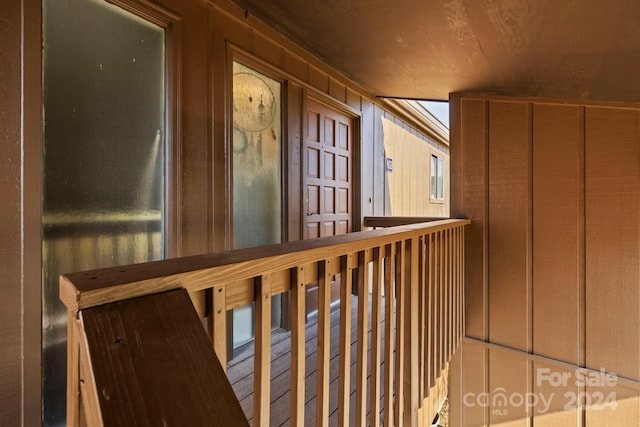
[
  {"x1": 0, "y1": 0, "x2": 41, "y2": 426},
  {"x1": 0, "y1": 0, "x2": 24, "y2": 423},
  {"x1": 450, "y1": 94, "x2": 640, "y2": 425}
]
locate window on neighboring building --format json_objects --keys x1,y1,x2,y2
[{"x1": 431, "y1": 154, "x2": 445, "y2": 200}]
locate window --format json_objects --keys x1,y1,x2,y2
[
  {"x1": 431, "y1": 154, "x2": 445, "y2": 200},
  {"x1": 43, "y1": 0, "x2": 166, "y2": 424},
  {"x1": 232, "y1": 61, "x2": 282, "y2": 250},
  {"x1": 231, "y1": 61, "x2": 283, "y2": 349}
]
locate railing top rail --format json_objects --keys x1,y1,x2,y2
[
  {"x1": 60, "y1": 219, "x2": 470, "y2": 312},
  {"x1": 363, "y1": 216, "x2": 445, "y2": 228}
]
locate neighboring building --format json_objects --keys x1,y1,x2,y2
[{"x1": 381, "y1": 99, "x2": 451, "y2": 218}]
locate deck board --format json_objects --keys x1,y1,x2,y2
[{"x1": 228, "y1": 295, "x2": 391, "y2": 426}]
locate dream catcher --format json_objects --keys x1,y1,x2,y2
[{"x1": 232, "y1": 71, "x2": 278, "y2": 161}]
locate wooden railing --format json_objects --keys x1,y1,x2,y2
[{"x1": 61, "y1": 218, "x2": 469, "y2": 426}]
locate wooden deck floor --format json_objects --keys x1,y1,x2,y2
[{"x1": 227, "y1": 295, "x2": 391, "y2": 427}]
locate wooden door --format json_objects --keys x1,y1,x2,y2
[
  {"x1": 304, "y1": 98, "x2": 353, "y2": 238},
  {"x1": 303, "y1": 98, "x2": 353, "y2": 315}
]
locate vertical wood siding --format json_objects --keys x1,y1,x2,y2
[
  {"x1": 0, "y1": 0, "x2": 23, "y2": 424},
  {"x1": 451, "y1": 94, "x2": 640, "y2": 426},
  {"x1": 0, "y1": 0, "x2": 41, "y2": 425},
  {"x1": 381, "y1": 118, "x2": 450, "y2": 218}
]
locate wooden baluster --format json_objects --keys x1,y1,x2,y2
[
  {"x1": 438, "y1": 230, "x2": 443, "y2": 373},
  {"x1": 442, "y1": 229, "x2": 448, "y2": 364},
  {"x1": 442, "y1": 229, "x2": 447, "y2": 364},
  {"x1": 356, "y1": 249, "x2": 371, "y2": 427},
  {"x1": 255, "y1": 274, "x2": 272, "y2": 427},
  {"x1": 459, "y1": 226, "x2": 464, "y2": 344},
  {"x1": 403, "y1": 237, "x2": 420, "y2": 426},
  {"x1": 291, "y1": 267, "x2": 306, "y2": 427},
  {"x1": 370, "y1": 247, "x2": 383, "y2": 427},
  {"x1": 419, "y1": 235, "x2": 427, "y2": 402},
  {"x1": 210, "y1": 285, "x2": 227, "y2": 370},
  {"x1": 459, "y1": 227, "x2": 464, "y2": 344},
  {"x1": 432, "y1": 232, "x2": 439, "y2": 381},
  {"x1": 316, "y1": 260, "x2": 331, "y2": 427},
  {"x1": 451, "y1": 228, "x2": 457, "y2": 352},
  {"x1": 463, "y1": 226, "x2": 467, "y2": 339},
  {"x1": 338, "y1": 255, "x2": 354, "y2": 427},
  {"x1": 455, "y1": 227, "x2": 459, "y2": 352},
  {"x1": 429, "y1": 232, "x2": 436, "y2": 390},
  {"x1": 445, "y1": 228, "x2": 451, "y2": 363},
  {"x1": 384, "y1": 243, "x2": 396, "y2": 427},
  {"x1": 439, "y1": 230, "x2": 448, "y2": 375},
  {"x1": 452, "y1": 228, "x2": 457, "y2": 351},
  {"x1": 450, "y1": 228, "x2": 455, "y2": 358},
  {"x1": 394, "y1": 241, "x2": 405, "y2": 427}
]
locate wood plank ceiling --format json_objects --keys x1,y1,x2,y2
[{"x1": 231, "y1": 0, "x2": 640, "y2": 102}]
